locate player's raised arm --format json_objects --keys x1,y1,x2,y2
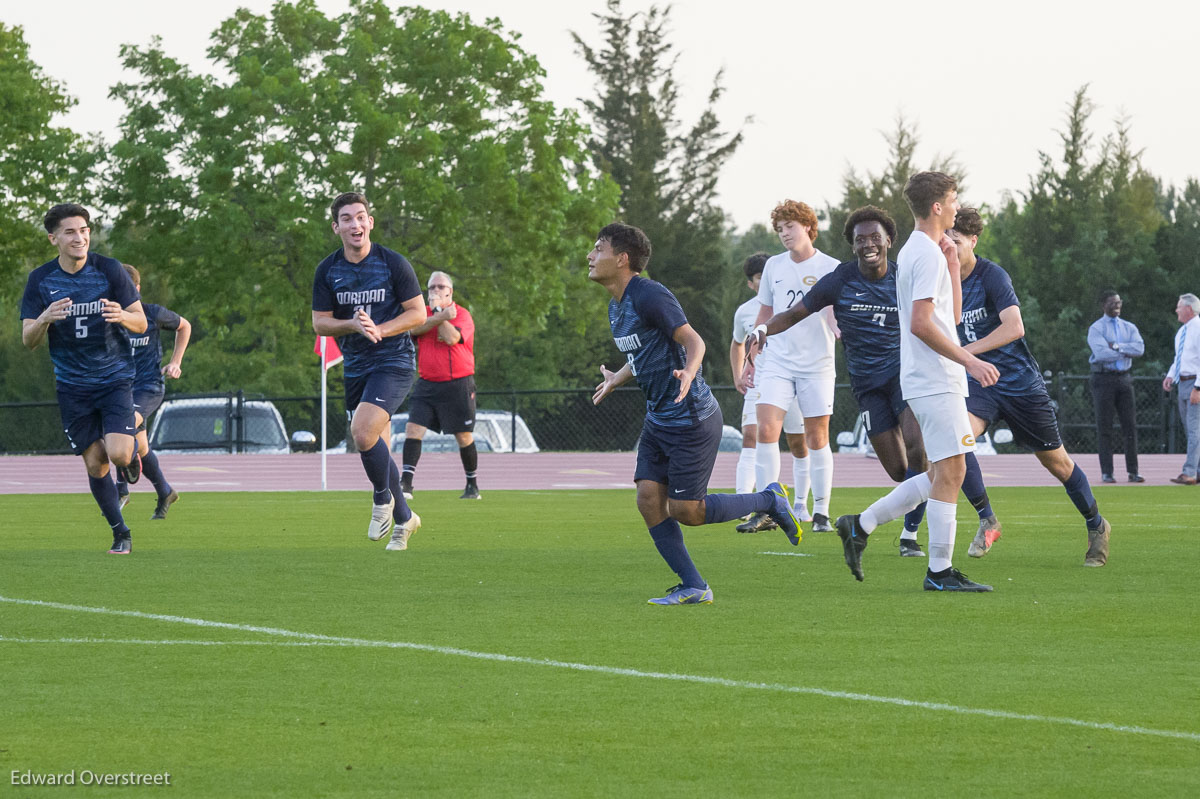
[
  {"x1": 963, "y1": 305, "x2": 1024, "y2": 356},
  {"x1": 593, "y1": 361, "x2": 633, "y2": 405},
  {"x1": 162, "y1": 315, "x2": 192, "y2": 378},
  {"x1": 105, "y1": 298, "x2": 147, "y2": 334},
  {"x1": 670, "y1": 323, "x2": 705, "y2": 403},
  {"x1": 376, "y1": 295, "x2": 427, "y2": 338},
  {"x1": 22, "y1": 298, "x2": 73, "y2": 350},
  {"x1": 910, "y1": 299, "x2": 999, "y2": 387}
]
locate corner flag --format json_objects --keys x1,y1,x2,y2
[
  {"x1": 314, "y1": 336, "x2": 342, "y2": 491},
  {"x1": 314, "y1": 336, "x2": 343, "y2": 370}
]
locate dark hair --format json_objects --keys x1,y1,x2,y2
[
  {"x1": 1100, "y1": 290, "x2": 1119, "y2": 306},
  {"x1": 953, "y1": 207, "x2": 984, "y2": 237},
  {"x1": 44, "y1": 203, "x2": 90, "y2": 233},
  {"x1": 597, "y1": 223, "x2": 652, "y2": 273},
  {"x1": 842, "y1": 206, "x2": 897, "y2": 245},
  {"x1": 742, "y1": 252, "x2": 770, "y2": 279},
  {"x1": 770, "y1": 200, "x2": 819, "y2": 242},
  {"x1": 903, "y1": 171, "x2": 957, "y2": 219},
  {"x1": 122, "y1": 263, "x2": 141, "y2": 286},
  {"x1": 330, "y1": 192, "x2": 370, "y2": 221}
]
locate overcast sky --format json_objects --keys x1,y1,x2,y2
[{"x1": 7, "y1": 0, "x2": 1194, "y2": 230}]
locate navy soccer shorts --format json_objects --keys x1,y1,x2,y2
[
  {"x1": 854, "y1": 374, "x2": 908, "y2": 436},
  {"x1": 132, "y1": 388, "x2": 165, "y2": 432},
  {"x1": 344, "y1": 367, "x2": 415, "y2": 416},
  {"x1": 407, "y1": 376, "x2": 476, "y2": 434},
  {"x1": 56, "y1": 379, "x2": 136, "y2": 455},
  {"x1": 967, "y1": 383, "x2": 1062, "y2": 451},
  {"x1": 634, "y1": 410, "x2": 723, "y2": 501}
]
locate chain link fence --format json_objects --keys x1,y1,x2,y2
[{"x1": 0, "y1": 375, "x2": 1183, "y2": 455}]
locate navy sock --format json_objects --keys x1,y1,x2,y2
[
  {"x1": 459, "y1": 442, "x2": 478, "y2": 483},
  {"x1": 703, "y1": 489, "x2": 773, "y2": 524},
  {"x1": 115, "y1": 476, "x2": 128, "y2": 495},
  {"x1": 388, "y1": 457, "x2": 412, "y2": 523},
  {"x1": 141, "y1": 450, "x2": 171, "y2": 498},
  {"x1": 961, "y1": 452, "x2": 994, "y2": 519},
  {"x1": 1063, "y1": 464, "x2": 1101, "y2": 527},
  {"x1": 903, "y1": 466, "x2": 928, "y2": 532},
  {"x1": 401, "y1": 437, "x2": 422, "y2": 484},
  {"x1": 648, "y1": 518, "x2": 704, "y2": 589},
  {"x1": 89, "y1": 473, "x2": 129, "y2": 535},
  {"x1": 359, "y1": 437, "x2": 393, "y2": 504}
]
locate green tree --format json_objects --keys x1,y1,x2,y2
[
  {"x1": 573, "y1": 0, "x2": 743, "y2": 379},
  {"x1": 105, "y1": 0, "x2": 616, "y2": 396}
]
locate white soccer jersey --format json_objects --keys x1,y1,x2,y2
[
  {"x1": 755, "y1": 249, "x2": 838, "y2": 378},
  {"x1": 732, "y1": 296, "x2": 760, "y2": 344},
  {"x1": 896, "y1": 230, "x2": 968, "y2": 400}
]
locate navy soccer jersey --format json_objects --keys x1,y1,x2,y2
[
  {"x1": 609, "y1": 276, "x2": 719, "y2": 428},
  {"x1": 803, "y1": 260, "x2": 901, "y2": 394},
  {"x1": 20, "y1": 253, "x2": 140, "y2": 388},
  {"x1": 130, "y1": 303, "x2": 182, "y2": 392},
  {"x1": 957, "y1": 258, "x2": 1044, "y2": 394},
  {"x1": 312, "y1": 243, "x2": 423, "y2": 378}
]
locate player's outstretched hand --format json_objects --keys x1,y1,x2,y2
[
  {"x1": 39, "y1": 297, "x2": 72, "y2": 324},
  {"x1": 356, "y1": 309, "x2": 382, "y2": 343},
  {"x1": 162, "y1": 363, "x2": 182, "y2": 379},
  {"x1": 967, "y1": 356, "x2": 999, "y2": 387},
  {"x1": 672, "y1": 368, "x2": 695, "y2": 403},
  {"x1": 593, "y1": 365, "x2": 618, "y2": 405},
  {"x1": 101, "y1": 299, "x2": 124, "y2": 324}
]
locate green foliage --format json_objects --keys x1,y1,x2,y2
[{"x1": 104, "y1": 0, "x2": 616, "y2": 396}]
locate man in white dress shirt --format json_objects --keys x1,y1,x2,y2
[{"x1": 1163, "y1": 293, "x2": 1200, "y2": 484}]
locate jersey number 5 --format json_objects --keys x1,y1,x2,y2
[{"x1": 75, "y1": 317, "x2": 88, "y2": 339}]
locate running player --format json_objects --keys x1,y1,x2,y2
[
  {"x1": 589, "y1": 223, "x2": 800, "y2": 605},
  {"x1": 746, "y1": 200, "x2": 840, "y2": 531},
  {"x1": 747, "y1": 206, "x2": 930, "y2": 556},
  {"x1": 949, "y1": 207, "x2": 1110, "y2": 566},
  {"x1": 833, "y1": 173, "x2": 999, "y2": 590},
  {"x1": 115, "y1": 264, "x2": 190, "y2": 519},
  {"x1": 312, "y1": 192, "x2": 426, "y2": 551},
  {"x1": 20, "y1": 203, "x2": 147, "y2": 554},
  {"x1": 729, "y1": 252, "x2": 810, "y2": 529}
]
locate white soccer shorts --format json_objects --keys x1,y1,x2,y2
[
  {"x1": 742, "y1": 387, "x2": 804, "y2": 433},
  {"x1": 909, "y1": 392, "x2": 976, "y2": 463},
  {"x1": 754, "y1": 369, "x2": 834, "y2": 419}
]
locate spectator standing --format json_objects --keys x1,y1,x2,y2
[
  {"x1": 1163, "y1": 293, "x2": 1200, "y2": 485},
  {"x1": 1087, "y1": 291, "x2": 1145, "y2": 483}
]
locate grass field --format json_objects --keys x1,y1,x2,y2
[{"x1": 3, "y1": 486, "x2": 1198, "y2": 797}]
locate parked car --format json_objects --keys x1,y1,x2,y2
[
  {"x1": 389, "y1": 409, "x2": 538, "y2": 454},
  {"x1": 835, "y1": 416, "x2": 1012, "y2": 456},
  {"x1": 149, "y1": 397, "x2": 309, "y2": 454},
  {"x1": 634, "y1": 424, "x2": 742, "y2": 453}
]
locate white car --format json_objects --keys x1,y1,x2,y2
[
  {"x1": 835, "y1": 416, "x2": 1012, "y2": 456},
  {"x1": 149, "y1": 397, "x2": 307, "y2": 454}
]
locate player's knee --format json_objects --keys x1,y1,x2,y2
[
  {"x1": 881, "y1": 460, "x2": 907, "y2": 483},
  {"x1": 668, "y1": 499, "x2": 705, "y2": 526}
]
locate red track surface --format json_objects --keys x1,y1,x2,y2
[{"x1": 0, "y1": 451, "x2": 1188, "y2": 495}]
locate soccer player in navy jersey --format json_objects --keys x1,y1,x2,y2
[
  {"x1": 114, "y1": 264, "x2": 190, "y2": 519},
  {"x1": 312, "y1": 192, "x2": 426, "y2": 551},
  {"x1": 588, "y1": 223, "x2": 801, "y2": 605},
  {"x1": 20, "y1": 203, "x2": 147, "y2": 554},
  {"x1": 747, "y1": 206, "x2": 930, "y2": 556},
  {"x1": 949, "y1": 208, "x2": 1110, "y2": 567}
]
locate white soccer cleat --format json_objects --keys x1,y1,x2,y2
[
  {"x1": 386, "y1": 512, "x2": 421, "y2": 551},
  {"x1": 794, "y1": 503, "x2": 813, "y2": 523},
  {"x1": 367, "y1": 495, "x2": 396, "y2": 541}
]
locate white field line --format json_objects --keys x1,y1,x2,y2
[
  {"x1": 758, "y1": 551, "x2": 815, "y2": 557},
  {"x1": 2, "y1": 594, "x2": 1197, "y2": 744}
]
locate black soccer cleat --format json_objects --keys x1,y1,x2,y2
[
  {"x1": 108, "y1": 534, "x2": 132, "y2": 555},
  {"x1": 151, "y1": 490, "x2": 179, "y2": 520},
  {"x1": 459, "y1": 483, "x2": 481, "y2": 500},
  {"x1": 811, "y1": 513, "x2": 834, "y2": 533},
  {"x1": 899, "y1": 538, "x2": 925, "y2": 557},
  {"x1": 923, "y1": 567, "x2": 992, "y2": 592},
  {"x1": 735, "y1": 512, "x2": 778, "y2": 534},
  {"x1": 835, "y1": 514, "x2": 868, "y2": 581},
  {"x1": 117, "y1": 451, "x2": 142, "y2": 485}
]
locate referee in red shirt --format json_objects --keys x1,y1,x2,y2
[{"x1": 400, "y1": 271, "x2": 481, "y2": 499}]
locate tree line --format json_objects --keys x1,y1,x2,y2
[{"x1": 2, "y1": 0, "x2": 1197, "y2": 405}]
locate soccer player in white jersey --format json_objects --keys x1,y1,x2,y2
[
  {"x1": 729, "y1": 252, "x2": 810, "y2": 528},
  {"x1": 834, "y1": 172, "x2": 1000, "y2": 591},
  {"x1": 745, "y1": 201, "x2": 839, "y2": 531}
]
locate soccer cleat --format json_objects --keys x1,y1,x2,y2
[
  {"x1": 764, "y1": 482, "x2": 801, "y2": 546},
  {"x1": 923, "y1": 567, "x2": 993, "y2": 592},
  {"x1": 735, "y1": 512, "x2": 778, "y2": 534},
  {"x1": 835, "y1": 514, "x2": 868, "y2": 581},
  {"x1": 400, "y1": 478, "x2": 414, "y2": 501},
  {"x1": 386, "y1": 512, "x2": 421, "y2": 551},
  {"x1": 118, "y1": 493, "x2": 131, "y2": 510},
  {"x1": 151, "y1": 490, "x2": 179, "y2": 520},
  {"x1": 116, "y1": 451, "x2": 142, "y2": 485},
  {"x1": 647, "y1": 583, "x2": 713, "y2": 605},
  {"x1": 459, "y1": 483, "x2": 482, "y2": 500},
  {"x1": 811, "y1": 513, "x2": 834, "y2": 533},
  {"x1": 1101, "y1": 474, "x2": 1116, "y2": 484},
  {"x1": 107, "y1": 534, "x2": 132, "y2": 555},
  {"x1": 367, "y1": 494, "x2": 396, "y2": 541},
  {"x1": 1084, "y1": 517, "x2": 1110, "y2": 567},
  {"x1": 899, "y1": 538, "x2": 925, "y2": 557},
  {"x1": 1127, "y1": 473, "x2": 1145, "y2": 483},
  {"x1": 794, "y1": 503, "x2": 813, "y2": 523},
  {"x1": 967, "y1": 515, "x2": 1002, "y2": 558}
]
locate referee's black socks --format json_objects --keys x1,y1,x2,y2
[{"x1": 460, "y1": 442, "x2": 478, "y2": 483}]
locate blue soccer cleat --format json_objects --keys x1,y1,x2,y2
[
  {"x1": 764, "y1": 482, "x2": 801, "y2": 546},
  {"x1": 648, "y1": 583, "x2": 714, "y2": 605},
  {"x1": 836, "y1": 514, "x2": 868, "y2": 581}
]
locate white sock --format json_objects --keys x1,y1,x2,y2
[
  {"x1": 755, "y1": 441, "x2": 781, "y2": 491},
  {"x1": 926, "y1": 498, "x2": 958, "y2": 573},
  {"x1": 791, "y1": 455, "x2": 810, "y2": 513},
  {"x1": 809, "y1": 445, "x2": 833, "y2": 517},
  {"x1": 736, "y1": 447, "x2": 757, "y2": 494},
  {"x1": 900, "y1": 528, "x2": 918, "y2": 541},
  {"x1": 860, "y1": 472, "x2": 932, "y2": 534}
]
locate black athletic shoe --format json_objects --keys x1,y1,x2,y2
[
  {"x1": 117, "y1": 452, "x2": 142, "y2": 485},
  {"x1": 1101, "y1": 474, "x2": 1116, "y2": 484},
  {"x1": 923, "y1": 567, "x2": 992, "y2": 592},
  {"x1": 899, "y1": 538, "x2": 925, "y2": 557},
  {"x1": 151, "y1": 490, "x2": 179, "y2": 520},
  {"x1": 811, "y1": 513, "x2": 834, "y2": 533},
  {"x1": 735, "y1": 512, "x2": 778, "y2": 534},
  {"x1": 1127, "y1": 473, "x2": 1145, "y2": 483},
  {"x1": 108, "y1": 534, "x2": 132, "y2": 555},
  {"x1": 835, "y1": 514, "x2": 868, "y2": 581},
  {"x1": 459, "y1": 483, "x2": 481, "y2": 500},
  {"x1": 399, "y1": 478, "x2": 414, "y2": 501}
]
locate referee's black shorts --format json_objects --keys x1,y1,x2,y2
[{"x1": 407, "y1": 376, "x2": 476, "y2": 434}]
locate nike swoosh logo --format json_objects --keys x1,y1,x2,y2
[
  {"x1": 50, "y1": 289, "x2": 61, "y2": 294},
  {"x1": 927, "y1": 580, "x2": 944, "y2": 590},
  {"x1": 464, "y1": 420, "x2": 472, "y2": 424},
  {"x1": 855, "y1": 292, "x2": 866, "y2": 297},
  {"x1": 774, "y1": 280, "x2": 783, "y2": 284},
  {"x1": 673, "y1": 488, "x2": 686, "y2": 493},
  {"x1": 125, "y1": 426, "x2": 135, "y2": 431},
  {"x1": 375, "y1": 397, "x2": 385, "y2": 401}
]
